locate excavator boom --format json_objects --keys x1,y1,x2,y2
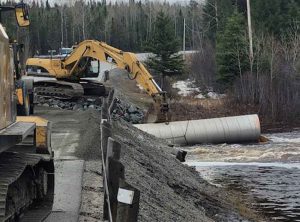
[{"x1": 26, "y1": 40, "x2": 170, "y2": 122}]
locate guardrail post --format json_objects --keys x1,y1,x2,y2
[
  {"x1": 101, "y1": 95, "x2": 140, "y2": 222},
  {"x1": 101, "y1": 121, "x2": 111, "y2": 164},
  {"x1": 101, "y1": 121, "x2": 111, "y2": 220},
  {"x1": 116, "y1": 180, "x2": 140, "y2": 222},
  {"x1": 107, "y1": 89, "x2": 115, "y2": 107},
  {"x1": 108, "y1": 159, "x2": 124, "y2": 221},
  {"x1": 108, "y1": 98, "x2": 117, "y2": 117},
  {"x1": 106, "y1": 137, "x2": 123, "y2": 221},
  {"x1": 101, "y1": 98, "x2": 109, "y2": 120}
]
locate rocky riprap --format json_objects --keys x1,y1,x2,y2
[
  {"x1": 36, "y1": 95, "x2": 144, "y2": 124},
  {"x1": 36, "y1": 96, "x2": 102, "y2": 111},
  {"x1": 110, "y1": 98, "x2": 144, "y2": 124}
]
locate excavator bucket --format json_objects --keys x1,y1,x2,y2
[{"x1": 145, "y1": 102, "x2": 171, "y2": 123}]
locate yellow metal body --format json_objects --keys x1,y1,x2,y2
[
  {"x1": 16, "y1": 116, "x2": 52, "y2": 154},
  {"x1": 26, "y1": 40, "x2": 161, "y2": 96},
  {"x1": 0, "y1": 2, "x2": 51, "y2": 153},
  {"x1": 15, "y1": 3, "x2": 30, "y2": 27},
  {"x1": 16, "y1": 88, "x2": 23, "y2": 105},
  {"x1": 0, "y1": 24, "x2": 16, "y2": 130},
  {"x1": 0, "y1": 2, "x2": 31, "y2": 130}
]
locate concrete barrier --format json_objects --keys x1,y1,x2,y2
[{"x1": 134, "y1": 114, "x2": 261, "y2": 145}]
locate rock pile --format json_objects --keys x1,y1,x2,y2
[
  {"x1": 111, "y1": 98, "x2": 144, "y2": 124},
  {"x1": 36, "y1": 96, "x2": 102, "y2": 111},
  {"x1": 36, "y1": 95, "x2": 144, "y2": 123}
]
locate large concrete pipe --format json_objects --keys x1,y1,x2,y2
[{"x1": 134, "y1": 114, "x2": 261, "y2": 145}]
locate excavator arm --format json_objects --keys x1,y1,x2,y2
[{"x1": 26, "y1": 40, "x2": 170, "y2": 121}]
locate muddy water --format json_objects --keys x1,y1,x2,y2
[{"x1": 185, "y1": 131, "x2": 300, "y2": 222}]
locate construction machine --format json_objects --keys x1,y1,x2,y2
[
  {"x1": 0, "y1": 2, "x2": 54, "y2": 220},
  {"x1": 26, "y1": 40, "x2": 170, "y2": 122}
]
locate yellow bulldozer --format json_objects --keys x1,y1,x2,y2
[{"x1": 0, "y1": 2, "x2": 54, "y2": 220}]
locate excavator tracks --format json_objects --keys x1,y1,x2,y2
[
  {"x1": 0, "y1": 152, "x2": 54, "y2": 221},
  {"x1": 34, "y1": 80, "x2": 84, "y2": 100},
  {"x1": 34, "y1": 80, "x2": 106, "y2": 100}
]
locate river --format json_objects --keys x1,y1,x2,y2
[{"x1": 185, "y1": 131, "x2": 300, "y2": 222}]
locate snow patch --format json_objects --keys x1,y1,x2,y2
[
  {"x1": 135, "y1": 51, "x2": 198, "y2": 62},
  {"x1": 172, "y1": 79, "x2": 200, "y2": 96},
  {"x1": 172, "y1": 79, "x2": 225, "y2": 99},
  {"x1": 207, "y1": 92, "x2": 226, "y2": 99},
  {"x1": 194, "y1": 94, "x2": 205, "y2": 99},
  {"x1": 135, "y1": 53, "x2": 153, "y2": 62}
]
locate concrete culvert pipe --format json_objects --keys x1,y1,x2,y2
[{"x1": 134, "y1": 114, "x2": 261, "y2": 145}]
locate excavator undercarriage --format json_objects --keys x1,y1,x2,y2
[{"x1": 30, "y1": 79, "x2": 106, "y2": 100}]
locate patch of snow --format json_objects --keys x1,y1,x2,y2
[
  {"x1": 135, "y1": 53, "x2": 153, "y2": 62},
  {"x1": 207, "y1": 92, "x2": 226, "y2": 99},
  {"x1": 135, "y1": 50, "x2": 198, "y2": 62},
  {"x1": 178, "y1": 50, "x2": 198, "y2": 55},
  {"x1": 194, "y1": 94, "x2": 205, "y2": 99},
  {"x1": 172, "y1": 79, "x2": 226, "y2": 99},
  {"x1": 172, "y1": 79, "x2": 200, "y2": 96}
]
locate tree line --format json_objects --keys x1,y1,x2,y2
[
  {"x1": 2, "y1": 0, "x2": 203, "y2": 56},
  {"x1": 192, "y1": 0, "x2": 300, "y2": 124}
]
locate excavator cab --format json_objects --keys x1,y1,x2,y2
[
  {"x1": 15, "y1": 2, "x2": 30, "y2": 27},
  {"x1": 0, "y1": 2, "x2": 29, "y2": 27}
]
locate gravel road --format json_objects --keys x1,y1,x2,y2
[{"x1": 35, "y1": 107, "x2": 104, "y2": 222}]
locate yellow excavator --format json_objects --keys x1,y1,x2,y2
[
  {"x1": 26, "y1": 40, "x2": 169, "y2": 122},
  {"x1": 0, "y1": 2, "x2": 54, "y2": 220}
]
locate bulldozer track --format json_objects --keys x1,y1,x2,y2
[{"x1": 0, "y1": 152, "x2": 53, "y2": 221}]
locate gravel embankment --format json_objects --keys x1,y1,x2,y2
[{"x1": 111, "y1": 119, "x2": 256, "y2": 221}]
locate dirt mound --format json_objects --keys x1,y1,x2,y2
[{"x1": 111, "y1": 120, "x2": 249, "y2": 221}]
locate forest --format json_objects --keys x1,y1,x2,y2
[
  {"x1": 2, "y1": 0, "x2": 300, "y2": 126},
  {"x1": 3, "y1": 0, "x2": 199, "y2": 54}
]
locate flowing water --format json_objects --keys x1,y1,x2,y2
[{"x1": 185, "y1": 131, "x2": 300, "y2": 222}]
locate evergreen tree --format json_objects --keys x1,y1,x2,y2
[
  {"x1": 203, "y1": 0, "x2": 234, "y2": 41},
  {"x1": 251, "y1": 0, "x2": 300, "y2": 36},
  {"x1": 216, "y1": 10, "x2": 248, "y2": 88},
  {"x1": 146, "y1": 11, "x2": 184, "y2": 77},
  {"x1": 46, "y1": 0, "x2": 50, "y2": 11}
]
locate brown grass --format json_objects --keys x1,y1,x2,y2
[
  {"x1": 170, "y1": 96, "x2": 257, "y2": 121},
  {"x1": 169, "y1": 96, "x2": 300, "y2": 132}
]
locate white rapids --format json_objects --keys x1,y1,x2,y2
[{"x1": 185, "y1": 130, "x2": 300, "y2": 221}]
